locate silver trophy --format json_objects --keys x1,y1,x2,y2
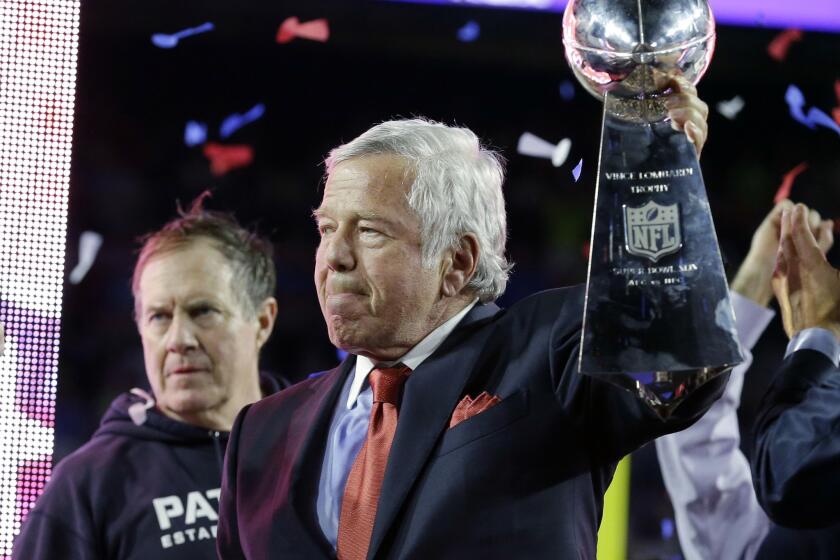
[{"x1": 563, "y1": 0, "x2": 742, "y2": 418}]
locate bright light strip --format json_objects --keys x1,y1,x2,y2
[
  {"x1": 387, "y1": 0, "x2": 840, "y2": 32},
  {"x1": 0, "y1": 1, "x2": 79, "y2": 557}
]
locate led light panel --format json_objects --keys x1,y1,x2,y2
[
  {"x1": 388, "y1": 0, "x2": 840, "y2": 32},
  {"x1": 0, "y1": 1, "x2": 80, "y2": 556}
]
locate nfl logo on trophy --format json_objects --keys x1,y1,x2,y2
[{"x1": 623, "y1": 201, "x2": 682, "y2": 263}]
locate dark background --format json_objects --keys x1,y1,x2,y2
[{"x1": 58, "y1": 0, "x2": 840, "y2": 557}]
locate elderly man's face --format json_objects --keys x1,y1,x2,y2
[
  {"x1": 136, "y1": 240, "x2": 271, "y2": 429},
  {"x1": 315, "y1": 154, "x2": 446, "y2": 360}
]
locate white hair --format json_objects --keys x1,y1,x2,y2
[{"x1": 325, "y1": 118, "x2": 512, "y2": 302}]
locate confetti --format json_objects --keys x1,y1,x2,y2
[
  {"x1": 517, "y1": 133, "x2": 573, "y2": 167},
  {"x1": 220, "y1": 103, "x2": 266, "y2": 139},
  {"x1": 276, "y1": 17, "x2": 330, "y2": 44},
  {"x1": 582, "y1": 241, "x2": 591, "y2": 261},
  {"x1": 517, "y1": 132, "x2": 555, "y2": 159},
  {"x1": 785, "y1": 85, "x2": 814, "y2": 129},
  {"x1": 716, "y1": 95, "x2": 745, "y2": 120},
  {"x1": 551, "y1": 138, "x2": 572, "y2": 167},
  {"x1": 184, "y1": 121, "x2": 207, "y2": 147},
  {"x1": 68, "y1": 231, "x2": 103, "y2": 284},
  {"x1": 806, "y1": 107, "x2": 840, "y2": 137},
  {"x1": 151, "y1": 22, "x2": 214, "y2": 49},
  {"x1": 767, "y1": 28, "x2": 803, "y2": 62},
  {"x1": 773, "y1": 162, "x2": 808, "y2": 204},
  {"x1": 785, "y1": 85, "x2": 840, "y2": 137},
  {"x1": 572, "y1": 158, "x2": 583, "y2": 182},
  {"x1": 661, "y1": 518, "x2": 675, "y2": 540},
  {"x1": 457, "y1": 21, "x2": 480, "y2": 42},
  {"x1": 833, "y1": 79, "x2": 840, "y2": 125},
  {"x1": 558, "y1": 80, "x2": 576, "y2": 101},
  {"x1": 203, "y1": 143, "x2": 254, "y2": 176}
]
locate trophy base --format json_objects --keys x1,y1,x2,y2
[{"x1": 594, "y1": 365, "x2": 733, "y2": 420}]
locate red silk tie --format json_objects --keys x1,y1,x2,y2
[{"x1": 336, "y1": 366, "x2": 411, "y2": 560}]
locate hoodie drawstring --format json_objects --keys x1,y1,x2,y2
[
  {"x1": 211, "y1": 431, "x2": 223, "y2": 476},
  {"x1": 127, "y1": 388, "x2": 156, "y2": 426}
]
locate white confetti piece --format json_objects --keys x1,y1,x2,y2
[
  {"x1": 517, "y1": 132, "x2": 572, "y2": 167},
  {"x1": 716, "y1": 95, "x2": 745, "y2": 120},
  {"x1": 68, "y1": 231, "x2": 103, "y2": 284}
]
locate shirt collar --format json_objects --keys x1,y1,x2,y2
[{"x1": 346, "y1": 299, "x2": 478, "y2": 409}]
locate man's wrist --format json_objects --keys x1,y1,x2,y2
[{"x1": 731, "y1": 257, "x2": 774, "y2": 308}]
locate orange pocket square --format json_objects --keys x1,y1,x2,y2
[{"x1": 449, "y1": 391, "x2": 502, "y2": 428}]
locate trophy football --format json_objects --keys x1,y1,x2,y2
[{"x1": 563, "y1": 0, "x2": 743, "y2": 417}]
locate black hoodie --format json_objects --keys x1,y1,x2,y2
[{"x1": 14, "y1": 377, "x2": 282, "y2": 560}]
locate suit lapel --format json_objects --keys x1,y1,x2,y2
[
  {"x1": 367, "y1": 302, "x2": 501, "y2": 558},
  {"x1": 289, "y1": 356, "x2": 356, "y2": 556}
]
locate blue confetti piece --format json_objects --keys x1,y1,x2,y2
[
  {"x1": 630, "y1": 372, "x2": 654, "y2": 385},
  {"x1": 807, "y1": 107, "x2": 840, "y2": 137},
  {"x1": 785, "y1": 83, "x2": 805, "y2": 107},
  {"x1": 151, "y1": 22, "x2": 214, "y2": 49},
  {"x1": 219, "y1": 103, "x2": 266, "y2": 139},
  {"x1": 572, "y1": 158, "x2": 583, "y2": 182},
  {"x1": 336, "y1": 348, "x2": 349, "y2": 362},
  {"x1": 184, "y1": 120, "x2": 207, "y2": 147},
  {"x1": 785, "y1": 84, "x2": 815, "y2": 129},
  {"x1": 784, "y1": 85, "x2": 840, "y2": 137},
  {"x1": 559, "y1": 80, "x2": 576, "y2": 101},
  {"x1": 457, "y1": 21, "x2": 480, "y2": 43},
  {"x1": 661, "y1": 518, "x2": 675, "y2": 540}
]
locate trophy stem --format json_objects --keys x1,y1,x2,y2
[{"x1": 578, "y1": 94, "x2": 742, "y2": 419}]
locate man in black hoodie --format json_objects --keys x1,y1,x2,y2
[{"x1": 14, "y1": 196, "x2": 283, "y2": 559}]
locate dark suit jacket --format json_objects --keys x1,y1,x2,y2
[
  {"x1": 751, "y1": 349, "x2": 840, "y2": 558},
  {"x1": 217, "y1": 287, "x2": 727, "y2": 559}
]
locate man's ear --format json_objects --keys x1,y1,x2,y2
[
  {"x1": 255, "y1": 297, "x2": 279, "y2": 349},
  {"x1": 440, "y1": 233, "x2": 479, "y2": 298}
]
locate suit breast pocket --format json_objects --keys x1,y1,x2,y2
[{"x1": 435, "y1": 389, "x2": 529, "y2": 457}]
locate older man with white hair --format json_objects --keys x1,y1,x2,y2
[{"x1": 217, "y1": 83, "x2": 725, "y2": 560}]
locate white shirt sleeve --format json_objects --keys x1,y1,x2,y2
[
  {"x1": 784, "y1": 327, "x2": 840, "y2": 367},
  {"x1": 654, "y1": 292, "x2": 775, "y2": 560}
]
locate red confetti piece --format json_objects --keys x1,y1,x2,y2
[
  {"x1": 276, "y1": 17, "x2": 330, "y2": 44},
  {"x1": 582, "y1": 241, "x2": 591, "y2": 261},
  {"x1": 767, "y1": 29, "x2": 803, "y2": 62},
  {"x1": 773, "y1": 162, "x2": 808, "y2": 204},
  {"x1": 833, "y1": 80, "x2": 840, "y2": 126},
  {"x1": 203, "y1": 143, "x2": 254, "y2": 176}
]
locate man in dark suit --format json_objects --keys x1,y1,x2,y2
[
  {"x1": 217, "y1": 81, "x2": 726, "y2": 559},
  {"x1": 750, "y1": 202, "x2": 840, "y2": 557}
]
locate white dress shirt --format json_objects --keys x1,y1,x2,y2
[
  {"x1": 785, "y1": 326, "x2": 840, "y2": 367},
  {"x1": 655, "y1": 292, "x2": 776, "y2": 560}
]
